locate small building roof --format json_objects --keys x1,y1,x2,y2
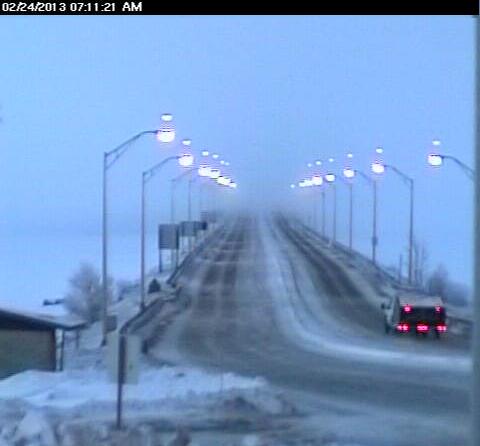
[{"x1": 0, "y1": 305, "x2": 86, "y2": 331}]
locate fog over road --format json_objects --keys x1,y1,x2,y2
[{"x1": 153, "y1": 215, "x2": 471, "y2": 445}]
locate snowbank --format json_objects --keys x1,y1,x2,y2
[{"x1": 0, "y1": 366, "x2": 265, "y2": 411}]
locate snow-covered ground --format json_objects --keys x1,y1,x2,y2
[{"x1": 0, "y1": 226, "x2": 309, "y2": 446}]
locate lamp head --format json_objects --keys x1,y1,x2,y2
[
  {"x1": 209, "y1": 168, "x2": 220, "y2": 179},
  {"x1": 325, "y1": 173, "x2": 336, "y2": 183},
  {"x1": 343, "y1": 168, "x2": 355, "y2": 179},
  {"x1": 156, "y1": 113, "x2": 175, "y2": 143},
  {"x1": 427, "y1": 154, "x2": 443, "y2": 167},
  {"x1": 178, "y1": 153, "x2": 194, "y2": 167},
  {"x1": 311, "y1": 175, "x2": 323, "y2": 186},
  {"x1": 371, "y1": 161, "x2": 385, "y2": 174}
]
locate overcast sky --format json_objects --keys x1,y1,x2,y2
[{"x1": 0, "y1": 15, "x2": 474, "y2": 298}]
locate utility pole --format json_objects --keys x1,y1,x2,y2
[{"x1": 372, "y1": 180, "x2": 378, "y2": 265}]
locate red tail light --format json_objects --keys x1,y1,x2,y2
[
  {"x1": 403, "y1": 305, "x2": 412, "y2": 313},
  {"x1": 436, "y1": 325, "x2": 447, "y2": 332},
  {"x1": 435, "y1": 306, "x2": 443, "y2": 313},
  {"x1": 416, "y1": 324, "x2": 429, "y2": 332},
  {"x1": 396, "y1": 323, "x2": 410, "y2": 332}
]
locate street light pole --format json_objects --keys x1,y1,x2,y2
[
  {"x1": 101, "y1": 129, "x2": 160, "y2": 345},
  {"x1": 383, "y1": 163, "x2": 415, "y2": 285},
  {"x1": 348, "y1": 182, "x2": 353, "y2": 250},
  {"x1": 332, "y1": 184, "x2": 337, "y2": 243},
  {"x1": 321, "y1": 189, "x2": 326, "y2": 238},
  {"x1": 373, "y1": 180, "x2": 378, "y2": 265},
  {"x1": 428, "y1": 152, "x2": 475, "y2": 180},
  {"x1": 170, "y1": 167, "x2": 196, "y2": 266},
  {"x1": 140, "y1": 156, "x2": 180, "y2": 311},
  {"x1": 355, "y1": 169, "x2": 376, "y2": 264},
  {"x1": 340, "y1": 171, "x2": 355, "y2": 251}
]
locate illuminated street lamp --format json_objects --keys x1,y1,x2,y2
[
  {"x1": 198, "y1": 165, "x2": 211, "y2": 177},
  {"x1": 201, "y1": 150, "x2": 210, "y2": 157},
  {"x1": 178, "y1": 153, "x2": 194, "y2": 167},
  {"x1": 371, "y1": 161, "x2": 385, "y2": 174},
  {"x1": 372, "y1": 160, "x2": 415, "y2": 284},
  {"x1": 101, "y1": 113, "x2": 175, "y2": 344},
  {"x1": 343, "y1": 167, "x2": 355, "y2": 179},
  {"x1": 156, "y1": 114, "x2": 176, "y2": 143},
  {"x1": 209, "y1": 168, "x2": 220, "y2": 179},
  {"x1": 325, "y1": 173, "x2": 336, "y2": 183},
  {"x1": 427, "y1": 139, "x2": 474, "y2": 180},
  {"x1": 311, "y1": 174, "x2": 323, "y2": 186},
  {"x1": 212, "y1": 153, "x2": 219, "y2": 160},
  {"x1": 290, "y1": 183, "x2": 296, "y2": 189}
]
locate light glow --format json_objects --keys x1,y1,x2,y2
[
  {"x1": 212, "y1": 153, "x2": 219, "y2": 159},
  {"x1": 156, "y1": 128, "x2": 176, "y2": 143},
  {"x1": 343, "y1": 168, "x2": 355, "y2": 179},
  {"x1": 311, "y1": 175, "x2": 323, "y2": 186},
  {"x1": 315, "y1": 160, "x2": 322, "y2": 166},
  {"x1": 396, "y1": 323, "x2": 409, "y2": 332},
  {"x1": 178, "y1": 153, "x2": 194, "y2": 167},
  {"x1": 371, "y1": 162, "x2": 385, "y2": 175},
  {"x1": 201, "y1": 150, "x2": 210, "y2": 157},
  {"x1": 198, "y1": 165, "x2": 211, "y2": 177},
  {"x1": 290, "y1": 184, "x2": 296, "y2": 189},
  {"x1": 161, "y1": 113, "x2": 173, "y2": 122},
  {"x1": 432, "y1": 139, "x2": 441, "y2": 147},
  {"x1": 325, "y1": 173, "x2": 336, "y2": 183},
  {"x1": 428, "y1": 154, "x2": 443, "y2": 167},
  {"x1": 403, "y1": 305, "x2": 412, "y2": 313},
  {"x1": 376, "y1": 147, "x2": 384, "y2": 154},
  {"x1": 182, "y1": 139, "x2": 192, "y2": 146},
  {"x1": 209, "y1": 168, "x2": 220, "y2": 179}
]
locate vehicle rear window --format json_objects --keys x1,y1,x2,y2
[{"x1": 401, "y1": 307, "x2": 445, "y2": 321}]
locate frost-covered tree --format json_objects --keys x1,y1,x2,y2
[
  {"x1": 64, "y1": 263, "x2": 112, "y2": 323},
  {"x1": 426, "y1": 264, "x2": 449, "y2": 298}
]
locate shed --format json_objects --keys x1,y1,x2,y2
[{"x1": 0, "y1": 306, "x2": 86, "y2": 379}]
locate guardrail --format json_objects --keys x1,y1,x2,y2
[
  {"x1": 285, "y1": 215, "x2": 473, "y2": 332},
  {"x1": 166, "y1": 222, "x2": 225, "y2": 287}
]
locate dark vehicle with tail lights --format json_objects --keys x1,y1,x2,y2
[{"x1": 381, "y1": 294, "x2": 447, "y2": 338}]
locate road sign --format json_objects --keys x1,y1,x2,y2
[
  {"x1": 158, "y1": 224, "x2": 179, "y2": 249},
  {"x1": 107, "y1": 333, "x2": 140, "y2": 384},
  {"x1": 180, "y1": 221, "x2": 197, "y2": 237}
]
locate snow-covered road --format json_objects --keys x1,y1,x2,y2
[{"x1": 151, "y1": 213, "x2": 471, "y2": 445}]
